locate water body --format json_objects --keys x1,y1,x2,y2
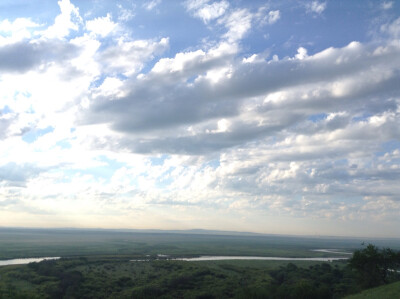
[
  {"x1": 0, "y1": 257, "x2": 60, "y2": 267},
  {"x1": 312, "y1": 249, "x2": 353, "y2": 255},
  {"x1": 173, "y1": 256, "x2": 349, "y2": 262}
]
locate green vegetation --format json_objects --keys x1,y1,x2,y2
[
  {"x1": 0, "y1": 229, "x2": 399, "y2": 298},
  {"x1": 345, "y1": 281, "x2": 400, "y2": 299},
  {"x1": 348, "y1": 244, "x2": 400, "y2": 288},
  {"x1": 0, "y1": 256, "x2": 353, "y2": 298},
  {"x1": 0, "y1": 228, "x2": 363, "y2": 260}
]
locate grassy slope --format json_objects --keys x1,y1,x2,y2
[{"x1": 345, "y1": 281, "x2": 400, "y2": 299}]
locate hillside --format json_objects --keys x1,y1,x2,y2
[{"x1": 345, "y1": 281, "x2": 400, "y2": 299}]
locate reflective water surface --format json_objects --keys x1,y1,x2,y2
[{"x1": 0, "y1": 257, "x2": 60, "y2": 267}]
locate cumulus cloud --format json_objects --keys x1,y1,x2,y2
[
  {"x1": 381, "y1": 17, "x2": 400, "y2": 38},
  {"x1": 98, "y1": 37, "x2": 169, "y2": 76},
  {"x1": 80, "y1": 40, "x2": 400, "y2": 156},
  {"x1": 1, "y1": 0, "x2": 400, "y2": 235},
  {"x1": 40, "y1": 0, "x2": 82, "y2": 39},
  {"x1": 0, "y1": 18, "x2": 40, "y2": 45},
  {"x1": 86, "y1": 13, "x2": 117, "y2": 37},
  {"x1": 0, "y1": 40, "x2": 79, "y2": 73},
  {"x1": 185, "y1": 0, "x2": 230, "y2": 23}
]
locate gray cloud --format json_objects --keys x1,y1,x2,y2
[
  {"x1": 80, "y1": 40, "x2": 400, "y2": 155},
  {"x1": 0, "y1": 40, "x2": 80, "y2": 73},
  {"x1": 0, "y1": 162, "x2": 44, "y2": 186},
  {"x1": 0, "y1": 115, "x2": 14, "y2": 139}
]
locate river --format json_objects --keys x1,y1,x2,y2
[
  {"x1": 172, "y1": 256, "x2": 349, "y2": 262},
  {"x1": 0, "y1": 257, "x2": 60, "y2": 267}
]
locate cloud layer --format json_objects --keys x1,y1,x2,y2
[{"x1": 0, "y1": 0, "x2": 399, "y2": 237}]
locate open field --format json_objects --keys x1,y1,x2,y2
[{"x1": 2, "y1": 227, "x2": 400, "y2": 260}]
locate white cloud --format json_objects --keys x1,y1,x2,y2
[
  {"x1": 295, "y1": 47, "x2": 308, "y2": 60},
  {"x1": 219, "y1": 9, "x2": 253, "y2": 42},
  {"x1": 117, "y1": 4, "x2": 135, "y2": 21},
  {"x1": 0, "y1": 18, "x2": 40, "y2": 45},
  {"x1": 381, "y1": 1, "x2": 394, "y2": 10},
  {"x1": 190, "y1": 1, "x2": 230, "y2": 23},
  {"x1": 100, "y1": 37, "x2": 169, "y2": 76},
  {"x1": 40, "y1": 0, "x2": 82, "y2": 39},
  {"x1": 1, "y1": 0, "x2": 400, "y2": 236},
  {"x1": 86, "y1": 13, "x2": 117, "y2": 37},
  {"x1": 254, "y1": 6, "x2": 281, "y2": 26},
  {"x1": 267, "y1": 10, "x2": 281, "y2": 24},
  {"x1": 306, "y1": 1, "x2": 327, "y2": 15},
  {"x1": 186, "y1": 3, "x2": 279, "y2": 45},
  {"x1": 143, "y1": 0, "x2": 162, "y2": 11},
  {"x1": 185, "y1": 0, "x2": 211, "y2": 12},
  {"x1": 381, "y1": 17, "x2": 400, "y2": 38}
]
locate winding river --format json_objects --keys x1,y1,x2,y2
[
  {"x1": 0, "y1": 257, "x2": 60, "y2": 267},
  {"x1": 172, "y1": 256, "x2": 349, "y2": 262}
]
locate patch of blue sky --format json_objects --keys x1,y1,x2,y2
[
  {"x1": 22, "y1": 126, "x2": 54, "y2": 143},
  {"x1": 125, "y1": 3, "x2": 217, "y2": 53},
  {"x1": 375, "y1": 140, "x2": 400, "y2": 158},
  {"x1": 352, "y1": 113, "x2": 373, "y2": 123},
  {"x1": 308, "y1": 113, "x2": 327, "y2": 123},
  {"x1": 55, "y1": 139, "x2": 72, "y2": 149},
  {"x1": 155, "y1": 176, "x2": 174, "y2": 189},
  {"x1": 244, "y1": 0, "x2": 374, "y2": 59},
  {"x1": 139, "y1": 56, "x2": 166, "y2": 75},
  {"x1": 89, "y1": 72, "x2": 128, "y2": 89},
  {"x1": 1, "y1": 105, "x2": 12, "y2": 114},
  {"x1": 149, "y1": 154, "x2": 169, "y2": 166},
  {"x1": 14, "y1": 91, "x2": 31, "y2": 98},
  {"x1": 204, "y1": 159, "x2": 220, "y2": 169},
  {"x1": 186, "y1": 74, "x2": 199, "y2": 84},
  {"x1": 63, "y1": 156, "x2": 126, "y2": 181},
  {"x1": 0, "y1": 0, "x2": 59, "y2": 22},
  {"x1": 89, "y1": 74, "x2": 108, "y2": 89}
]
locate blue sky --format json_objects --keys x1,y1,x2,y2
[{"x1": 0, "y1": 0, "x2": 400, "y2": 237}]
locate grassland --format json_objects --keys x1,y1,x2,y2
[
  {"x1": 345, "y1": 281, "x2": 400, "y2": 298},
  {"x1": 2, "y1": 227, "x2": 396, "y2": 260},
  {"x1": 0, "y1": 228, "x2": 399, "y2": 298}
]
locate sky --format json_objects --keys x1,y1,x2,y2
[{"x1": 0, "y1": 0, "x2": 400, "y2": 237}]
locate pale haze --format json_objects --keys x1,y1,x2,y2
[{"x1": 0, "y1": 0, "x2": 400, "y2": 237}]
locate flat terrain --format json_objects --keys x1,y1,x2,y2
[
  {"x1": 0, "y1": 228, "x2": 399, "y2": 298},
  {"x1": 2, "y1": 227, "x2": 399, "y2": 260}
]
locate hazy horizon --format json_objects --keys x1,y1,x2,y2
[
  {"x1": 1, "y1": 225, "x2": 400, "y2": 240},
  {"x1": 0, "y1": 0, "x2": 400, "y2": 238}
]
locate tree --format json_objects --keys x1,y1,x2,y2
[{"x1": 348, "y1": 244, "x2": 400, "y2": 289}]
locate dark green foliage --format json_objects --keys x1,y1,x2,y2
[
  {"x1": 0, "y1": 258, "x2": 272, "y2": 298},
  {"x1": 348, "y1": 244, "x2": 400, "y2": 289},
  {"x1": 268, "y1": 262, "x2": 358, "y2": 298}
]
